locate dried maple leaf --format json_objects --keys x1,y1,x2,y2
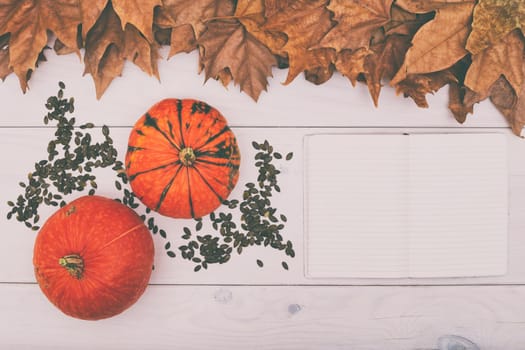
[
  {"x1": 54, "y1": 39, "x2": 77, "y2": 56},
  {"x1": 448, "y1": 82, "x2": 475, "y2": 124},
  {"x1": 0, "y1": 0, "x2": 81, "y2": 90},
  {"x1": 155, "y1": 0, "x2": 234, "y2": 57},
  {"x1": 466, "y1": 0, "x2": 525, "y2": 55},
  {"x1": 235, "y1": 0, "x2": 287, "y2": 54},
  {"x1": 84, "y1": 4, "x2": 159, "y2": 98},
  {"x1": 303, "y1": 49, "x2": 337, "y2": 85},
  {"x1": 335, "y1": 48, "x2": 372, "y2": 87},
  {"x1": 124, "y1": 25, "x2": 161, "y2": 79},
  {"x1": 464, "y1": 30, "x2": 523, "y2": 97},
  {"x1": 0, "y1": 34, "x2": 12, "y2": 80},
  {"x1": 318, "y1": 0, "x2": 393, "y2": 51},
  {"x1": 395, "y1": 70, "x2": 457, "y2": 108},
  {"x1": 198, "y1": 19, "x2": 276, "y2": 101},
  {"x1": 444, "y1": 57, "x2": 476, "y2": 124},
  {"x1": 333, "y1": 3, "x2": 428, "y2": 106},
  {"x1": 490, "y1": 75, "x2": 525, "y2": 137},
  {"x1": 384, "y1": 4, "x2": 422, "y2": 36},
  {"x1": 79, "y1": 0, "x2": 108, "y2": 38},
  {"x1": 264, "y1": 0, "x2": 292, "y2": 18},
  {"x1": 396, "y1": 0, "x2": 469, "y2": 12},
  {"x1": 449, "y1": 56, "x2": 525, "y2": 136},
  {"x1": 391, "y1": 1, "x2": 475, "y2": 86},
  {"x1": 365, "y1": 34, "x2": 412, "y2": 105},
  {"x1": 112, "y1": 0, "x2": 161, "y2": 42},
  {"x1": 263, "y1": 0, "x2": 335, "y2": 84}
]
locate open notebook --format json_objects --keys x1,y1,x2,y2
[{"x1": 304, "y1": 133, "x2": 508, "y2": 278}]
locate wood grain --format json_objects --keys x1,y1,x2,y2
[{"x1": 2, "y1": 284, "x2": 525, "y2": 349}]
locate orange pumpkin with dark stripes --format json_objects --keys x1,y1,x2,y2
[{"x1": 125, "y1": 99, "x2": 241, "y2": 219}]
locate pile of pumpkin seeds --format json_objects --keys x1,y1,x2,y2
[
  {"x1": 6, "y1": 82, "x2": 118, "y2": 230},
  {"x1": 8, "y1": 82, "x2": 295, "y2": 271}
]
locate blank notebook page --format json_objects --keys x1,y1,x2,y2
[{"x1": 304, "y1": 133, "x2": 508, "y2": 278}]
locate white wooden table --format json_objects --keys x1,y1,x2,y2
[{"x1": 1, "y1": 48, "x2": 524, "y2": 349}]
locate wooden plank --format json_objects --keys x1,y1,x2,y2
[
  {"x1": 1, "y1": 284, "x2": 525, "y2": 349},
  {"x1": 0, "y1": 48, "x2": 511, "y2": 130},
  {"x1": 1, "y1": 127, "x2": 524, "y2": 285}
]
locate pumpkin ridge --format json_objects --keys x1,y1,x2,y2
[
  {"x1": 143, "y1": 113, "x2": 181, "y2": 151},
  {"x1": 195, "y1": 158, "x2": 240, "y2": 169},
  {"x1": 167, "y1": 119, "x2": 176, "y2": 140},
  {"x1": 128, "y1": 160, "x2": 181, "y2": 181},
  {"x1": 96, "y1": 223, "x2": 147, "y2": 253},
  {"x1": 127, "y1": 145, "x2": 145, "y2": 152},
  {"x1": 190, "y1": 101, "x2": 211, "y2": 114},
  {"x1": 195, "y1": 149, "x2": 231, "y2": 159},
  {"x1": 195, "y1": 125, "x2": 231, "y2": 151},
  {"x1": 155, "y1": 163, "x2": 184, "y2": 211},
  {"x1": 191, "y1": 166, "x2": 224, "y2": 203},
  {"x1": 186, "y1": 167, "x2": 195, "y2": 218},
  {"x1": 176, "y1": 99, "x2": 187, "y2": 148}
]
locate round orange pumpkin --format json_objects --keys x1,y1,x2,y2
[
  {"x1": 33, "y1": 195, "x2": 154, "y2": 320},
  {"x1": 125, "y1": 99, "x2": 240, "y2": 219}
]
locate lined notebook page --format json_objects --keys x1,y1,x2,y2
[
  {"x1": 408, "y1": 134, "x2": 508, "y2": 277},
  {"x1": 305, "y1": 133, "x2": 508, "y2": 278},
  {"x1": 305, "y1": 135, "x2": 410, "y2": 278}
]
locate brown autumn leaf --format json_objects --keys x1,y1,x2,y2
[
  {"x1": 112, "y1": 0, "x2": 161, "y2": 42},
  {"x1": 79, "y1": 0, "x2": 161, "y2": 42},
  {"x1": 395, "y1": 70, "x2": 457, "y2": 107},
  {"x1": 168, "y1": 25, "x2": 198, "y2": 55},
  {"x1": 303, "y1": 49, "x2": 337, "y2": 85},
  {"x1": 335, "y1": 48, "x2": 372, "y2": 87},
  {"x1": 449, "y1": 56, "x2": 525, "y2": 136},
  {"x1": 0, "y1": 0, "x2": 81, "y2": 91},
  {"x1": 84, "y1": 4, "x2": 159, "y2": 98},
  {"x1": 396, "y1": 0, "x2": 469, "y2": 12},
  {"x1": 124, "y1": 25, "x2": 161, "y2": 79},
  {"x1": 263, "y1": 0, "x2": 335, "y2": 84},
  {"x1": 54, "y1": 39, "x2": 78, "y2": 56},
  {"x1": 464, "y1": 30, "x2": 523, "y2": 97},
  {"x1": 466, "y1": 0, "x2": 525, "y2": 55},
  {"x1": 448, "y1": 82, "x2": 475, "y2": 124},
  {"x1": 264, "y1": 0, "x2": 292, "y2": 18},
  {"x1": 235, "y1": 0, "x2": 287, "y2": 54},
  {"x1": 391, "y1": 1, "x2": 475, "y2": 86},
  {"x1": 318, "y1": 0, "x2": 393, "y2": 51},
  {"x1": 155, "y1": 0, "x2": 234, "y2": 58},
  {"x1": 335, "y1": 5, "x2": 427, "y2": 106},
  {"x1": 79, "y1": 0, "x2": 108, "y2": 38},
  {"x1": 384, "y1": 4, "x2": 423, "y2": 36},
  {"x1": 0, "y1": 34, "x2": 12, "y2": 81},
  {"x1": 198, "y1": 19, "x2": 277, "y2": 101},
  {"x1": 365, "y1": 34, "x2": 412, "y2": 105},
  {"x1": 445, "y1": 57, "x2": 476, "y2": 123},
  {"x1": 490, "y1": 75, "x2": 524, "y2": 137}
]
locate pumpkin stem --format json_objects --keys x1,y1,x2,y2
[
  {"x1": 179, "y1": 147, "x2": 196, "y2": 166},
  {"x1": 59, "y1": 254, "x2": 84, "y2": 279}
]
